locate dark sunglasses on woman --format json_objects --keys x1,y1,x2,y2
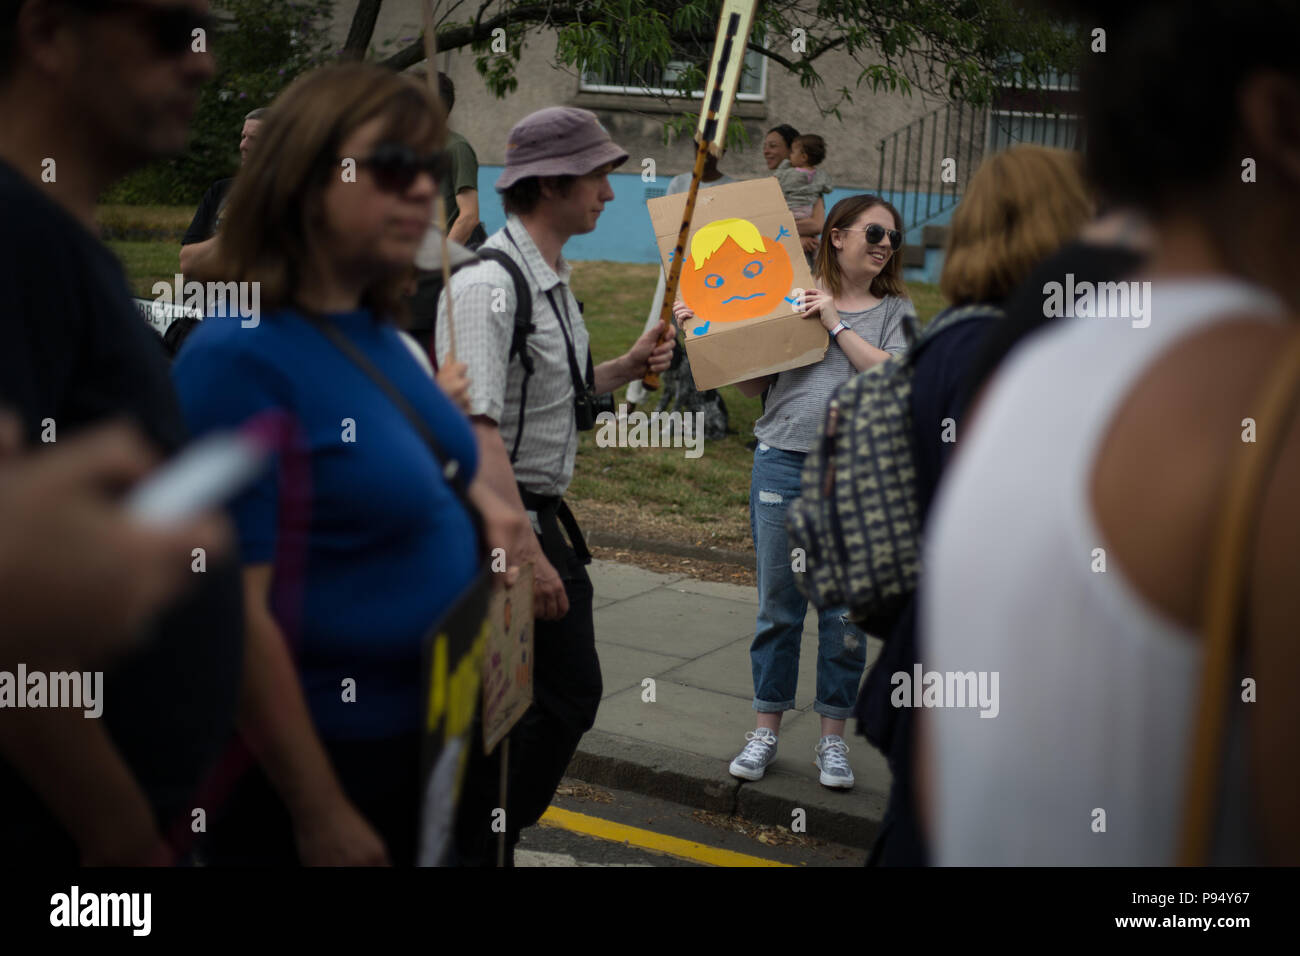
[
  {"x1": 352, "y1": 143, "x2": 452, "y2": 194},
  {"x1": 840, "y1": 224, "x2": 903, "y2": 249}
]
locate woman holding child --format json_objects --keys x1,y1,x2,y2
[
  {"x1": 762, "y1": 125, "x2": 827, "y2": 260},
  {"x1": 673, "y1": 194, "x2": 913, "y2": 789}
]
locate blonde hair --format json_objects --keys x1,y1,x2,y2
[
  {"x1": 940, "y1": 145, "x2": 1092, "y2": 306},
  {"x1": 201, "y1": 63, "x2": 446, "y2": 321},
  {"x1": 689, "y1": 218, "x2": 765, "y2": 268}
]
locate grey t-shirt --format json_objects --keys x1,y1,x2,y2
[{"x1": 754, "y1": 295, "x2": 911, "y2": 453}]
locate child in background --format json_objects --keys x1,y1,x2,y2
[{"x1": 775, "y1": 134, "x2": 832, "y2": 223}]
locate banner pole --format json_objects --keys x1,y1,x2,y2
[
  {"x1": 423, "y1": 0, "x2": 456, "y2": 364},
  {"x1": 641, "y1": 3, "x2": 755, "y2": 390},
  {"x1": 497, "y1": 737, "x2": 509, "y2": 867}
]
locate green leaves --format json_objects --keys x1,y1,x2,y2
[
  {"x1": 388, "y1": 0, "x2": 1078, "y2": 122},
  {"x1": 104, "y1": 0, "x2": 335, "y2": 204},
  {"x1": 106, "y1": 0, "x2": 1084, "y2": 205}
]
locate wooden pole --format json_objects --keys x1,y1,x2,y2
[
  {"x1": 641, "y1": 11, "x2": 745, "y2": 390},
  {"x1": 496, "y1": 737, "x2": 509, "y2": 867},
  {"x1": 423, "y1": 0, "x2": 456, "y2": 363}
]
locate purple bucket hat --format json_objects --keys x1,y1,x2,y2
[{"x1": 495, "y1": 107, "x2": 630, "y2": 191}]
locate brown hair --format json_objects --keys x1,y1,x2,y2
[
  {"x1": 501, "y1": 175, "x2": 577, "y2": 215},
  {"x1": 792, "y1": 134, "x2": 825, "y2": 166},
  {"x1": 814, "y1": 194, "x2": 908, "y2": 300},
  {"x1": 201, "y1": 62, "x2": 446, "y2": 322},
  {"x1": 940, "y1": 145, "x2": 1092, "y2": 306}
]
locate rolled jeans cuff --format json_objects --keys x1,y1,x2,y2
[{"x1": 813, "y1": 700, "x2": 856, "y2": 720}]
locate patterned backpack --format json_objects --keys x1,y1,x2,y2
[{"x1": 785, "y1": 304, "x2": 1003, "y2": 635}]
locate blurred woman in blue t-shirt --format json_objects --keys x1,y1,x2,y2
[{"x1": 172, "y1": 63, "x2": 521, "y2": 866}]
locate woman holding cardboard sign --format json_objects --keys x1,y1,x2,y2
[{"x1": 673, "y1": 194, "x2": 912, "y2": 790}]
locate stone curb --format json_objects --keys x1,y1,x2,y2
[{"x1": 566, "y1": 729, "x2": 884, "y2": 852}]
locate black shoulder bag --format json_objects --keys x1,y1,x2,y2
[{"x1": 310, "y1": 317, "x2": 488, "y2": 565}]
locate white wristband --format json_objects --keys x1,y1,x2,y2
[{"x1": 830, "y1": 321, "x2": 848, "y2": 338}]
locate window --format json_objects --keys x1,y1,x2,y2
[
  {"x1": 987, "y1": 111, "x2": 1081, "y2": 151},
  {"x1": 987, "y1": 68, "x2": 1082, "y2": 151},
  {"x1": 581, "y1": 40, "x2": 766, "y2": 100}
]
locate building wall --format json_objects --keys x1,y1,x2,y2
[
  {"x1": 329, "y1": 1, "x2": 955, "y2": 183},
  {"x1": 328, "y1": 0, "x2": 965, "y2": 276}
]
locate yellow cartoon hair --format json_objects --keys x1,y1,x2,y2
[{"x1": 689, "y1": 218, "x2": 765, "y2": 270}]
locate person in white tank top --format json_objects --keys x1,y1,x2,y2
[
  {"x1": 921, "y1": 278, "x2": 1285, "y2": 865},
  {"x1": 914, "y1": 0, "x2": 1300, "y2": 865}
]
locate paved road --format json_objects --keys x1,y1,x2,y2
[{"x1": 516, "y1": 778, "x2": 868, "y2": 867}]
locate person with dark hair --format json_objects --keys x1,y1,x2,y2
[
  {"x1": 761, "y1": 124, "x2": 800, "y2": 170},
  {"x1": 762, "y1": 124, "x2": 824, "y2": 258},
  {"x1": 0, "y1": 0, "x2": 244, "y2": 867},
  {"x1": 436, "y1": 106, "x2": 675, "y2": 865},
  {"x1": 179, "y1": 107, "x2": 266, "y2": 276},
  {"x1": 775, "y1": 134, "x2": 832, "y2": 268},
  {"x1": 675, "y1": 194, "x2": 912, "y2": 790},
  {"x1": 919, "y1": 0, "x2": 1300, "y2": 864},
  {"x1": 777, "y1": 134, "x2": 829, "y2": 218},
  {"x1": 406, "y1": 68, "x2": 483, "y2": 248},
  {"x1": 174, "y1": 62, "x2": 527, "y2": 866}
]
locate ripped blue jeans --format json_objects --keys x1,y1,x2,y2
[{"x1": 749, "y1": 443, "x2": 867, "y2": 719}]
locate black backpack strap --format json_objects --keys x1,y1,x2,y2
[
  {"x1": 473, "y1": 247, "x2": 535, "y2": 465},
  {"x1": 308, "y1": 317, "x2": 487, "y2": 561}
]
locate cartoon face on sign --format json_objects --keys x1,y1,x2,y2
[{"x1": 679, "y1": 218, "x2": 795, "y2": 323}]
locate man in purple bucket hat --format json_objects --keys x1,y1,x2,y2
[{"x1": 437, "y1": 107, "x2": 675, "y2": 866}]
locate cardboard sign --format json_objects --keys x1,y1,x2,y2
[
  {"x1": 482, "y1": 563, "x2": 534, "y2": 753},
  {"x1": 134, "y1": 297, "x2": 202, "y2": 336},
  {"x1": 648, "y1": 177, "x2": 828, "y2": 390},
  {"x1": 416, "y1": 571, "x2": 491, "y2": 866}
]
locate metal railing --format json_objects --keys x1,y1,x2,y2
[
  {"x1": 877, "y1": 86, "x2": 1084, "y2": 238},
  {"x1": 876, "y1": 102, "x2": 987, "y2": 239}
]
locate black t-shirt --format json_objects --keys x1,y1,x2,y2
[
  {"x1": 0, "y1": 159, "x2": 244, "y2": 862},
  {"x1": 911, "y1": 312, "x2": 998, "y2": 526},
  {"x1": 853, "y1": 308, "x2": 997, "y2": 866},
  {"x1": 181, "y1": 177, "x2": 234, "y2": 246},
  {"x1": 959, "y1": 240, "x2": 1146, "y2": 411}
]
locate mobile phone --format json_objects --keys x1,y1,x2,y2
[{"x1": 125, "y1": 423, "x2": 275, "y2": 526}]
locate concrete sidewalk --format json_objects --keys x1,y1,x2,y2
[{"x1": 566, "y1": 559, "x2": 892, "y2": 851}]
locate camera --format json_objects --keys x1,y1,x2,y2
[{"x1": 575, "y1": 388, "x2": 615, "y2": 431}]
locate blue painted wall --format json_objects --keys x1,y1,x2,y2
[{"x1": 473, "y1": 166, "x2": 950, "y2": 284}]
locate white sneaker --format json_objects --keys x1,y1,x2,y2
[
  {"x1": 814, "y1": 735, "x2": 854, "y2": 789},
  {"x1": 728, "y1": 729, "x2": 778, "y2": 781}
]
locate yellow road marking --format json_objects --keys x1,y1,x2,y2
[{"x1": 539, "y1": 806, "x2": 793, "y2": 868}]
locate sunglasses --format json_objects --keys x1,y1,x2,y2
[
  {"x1": 840, "y1": 224, "x2": 903, "y2": 249},
  {"x1": 351, "y1": 142, "x2": 451, "y2": 194},
  {"x1": 74, "y1": 0, "x2": 217, "y2": 58}
]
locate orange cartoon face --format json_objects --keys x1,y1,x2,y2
[{"x1": 678, "y1": 218, "x2": 795, "y2": 323}]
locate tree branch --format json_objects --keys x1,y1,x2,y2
[
  {"x1": 379, "y1": 3, "x2": 584, "y2": 70},
  {"x1": 341, "y1": 0, "x2": 384, "y2": 61}
]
